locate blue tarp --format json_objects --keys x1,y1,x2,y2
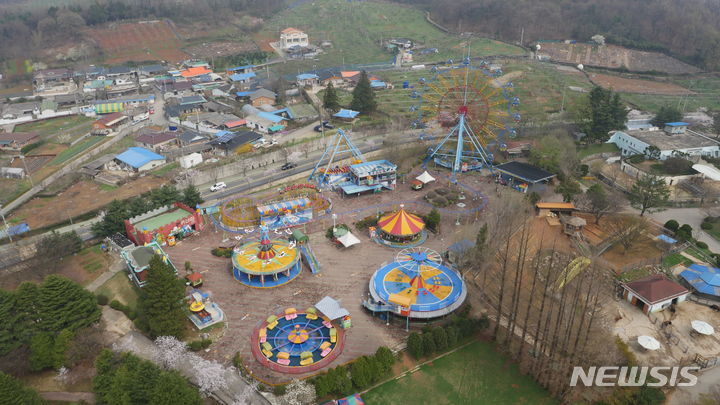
[
  {"x1": 657, "y1": 234, "x2": 677, "y2": 244},
  {"x1": 297, "y1": 73, "x2": 319, "y2": 80},
  {"x1": 257, "y1": 111, "x2": 284, "y2": 123},
  {"x1": 0, "y1": 223, "x2": 30, "y2": 239},
  {"x1": 235, "y1": 91, "x2": 253, "y2": 97},
  {"x1": 665, "y1": 122, "x2": 689, "y2": 127},
  {"x1": 679, "y1": 264, "x2": 720, "y2": 297},
  {"x1": 370, "y1": 81, "x2": 386, "y2": 88},
  {"x1": 115, "y1": 147, "x2": 165, "y2": 169},
  {"x1": 334, "y1": 109, "x2": 359, "y2": 119}
]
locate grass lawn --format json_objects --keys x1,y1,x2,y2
[
  {"x1": 578, "y1": 143, "x2": 619, "y2": 159},
  {"x1": 685, "y1": 246, "x2": 715, "y2": 263},
  {"x1": 95, "y1": 271, "x2": 140, "y2": 311},
  {"x1": 662, "y1": 253, "x2": 694, "y2": 268},
  {"x1": 77, "y1": 245, "x2": 107, "y2": 274},
  {"x1": 363, "y1": 340, "x2": 556, "y2": 405},
  {"x1": 262, "y1": 0, "x2": 523, "y2": 76},
  {"x1": 149, "y1": 161, "x2": 179, "y2": 176},
  {"x1": 48, "y1": 136, "x2": 105, "y2": 165},
  {"x1": 702, "y1": 222, "x2": 720, "y2": 241},
  {"x1": 0, "y1": 178, "x2": 32, "y2": 205}
]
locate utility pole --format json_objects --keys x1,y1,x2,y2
[
  {"x1": 520, "y1": 27, "x2": 524, "y2": 46},
  {"x1": 19, "y1": 155, "x2": 34, "y2": 187},
  {"x1": 0, "y1": 204, "x2": 12, "y2": 242}
]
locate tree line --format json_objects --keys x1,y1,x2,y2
[
  {"x1": 0, "y1": 0, "x2": 286, "y2": 60},
  {"x1": 398, "y1": 0, "x2": 720, "y2": 70}
]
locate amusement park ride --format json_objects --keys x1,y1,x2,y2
[{"x1": 410, "y1": 57, "x2": 520, "y2": 175}]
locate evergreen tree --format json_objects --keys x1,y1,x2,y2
[
  {"x1": 334, "y1": 366, "x2": 353, "y2": 395},
  {"x1": 374, "y1": 346, "x2": 395, "y2": 374},
  {"x1": 38, "y1": 275, "x2": 101, "y2": 333},
  {"x1": 446, "y1": 326, "x2": 459, "y2": 346},
  {"x1": 323, "y1": 82, "x2": 340, "y2": 112},
  {"x1": 29, "y1": 333, "x2": 55, "y2": 371},
  {"x1": 407, "y1": 332, "x2": 424, "y2": 358},
  {"x1": 422, "y1": 332, "x2": 437, "y2": 355},
  {"x1": 181, "y1": 185, "x2": 204, "y2": 209},
  {"x1": 138, "y1": 255, "x2": 186, "y2": 339},
  {"x1": 432, "y1": 327, "x2": 448, "y2": 351},
  {"x1": 150, "y1": 184, "x2": 182, "y2": 207},
  {"x1": 629, "y1": 175, "x2": 671, "y2": 216},
  {"x1": 577, "y1": 86, "x2": 627, "y2": 142},
  {"x1": 650, "y1": 105, "x2": 683, "y2": 127},
  {"x1": 350, "y1": 71, "x2": 377, "y2": 114},
  {"x1": 555, "y1": 179, "x2": 582, "y2": 202},
  {"x1": 52, "y1": 329, "x2": 74, "y2": 369},
  {"x1": 149, "y1": 371, "x2": 203, "y2": 405},
  {"x1": 350, "y1": 356, "x2": 372, "y2": 389},
  {"x1": 0, "y1": 371, "x2": 46, "y2": 405},
  {"x1": 712, "y1": 111, "x2": 720, "y2": 138},
  {"x1": 0, "y1": 290, "x2": 20, "y2": 356}
]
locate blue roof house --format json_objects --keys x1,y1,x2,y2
[
  {"x1": 296, "y1": 73, "x2": 319, "y2": 87},
  {"x1": 229, "y1": 72, "x2": 257, "y2": 83},
  {"x1": 115, "y1": 147, "x2": 166, "y2": 172}
]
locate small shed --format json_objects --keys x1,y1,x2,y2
[
  {"x1": 535, "y1": 202, "x2": 576, "y2": 217},
  {"x1": 495, "y1": 161, "x2": 556, "y2": 193},
  {"x1": 622, "y1": 274, "x2": 690, "y2": 314},
  {"x1": 333, "y1": 109, "x2": 360, "y2": 122},
  {"x1": 290, "y1": 229, "x2": 309, "y2": 244},
  {"x1": 315, "y1": 296, "x2": 350, "y2": 320},
  {"x1": 185, "y1": 272, "x2": 203, "y2": 288}
]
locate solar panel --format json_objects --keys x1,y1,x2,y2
[{"x1": 215, "y1": 132, "x2": 237, "y2": 144}]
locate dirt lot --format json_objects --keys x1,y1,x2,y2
[
  {"x1": 7, "y1": 176, "x2": 167, "y2": 229},
  {"x1": 86, "y1": 20, "x2": 188, "y2": 64},
  {"x1": 588, "y1": 73, "x2": 693, "y2": 95},
  {"x1": 538, "y1": 42, "x2": 701, "y2": 74},
  {"x1": 184, "y1": 41, "x2": 258, "y2": 58}
]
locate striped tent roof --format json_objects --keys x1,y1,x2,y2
[
  {"x1": 94, "y1": 103, "x2": 125, "y2": 114},
  {"x1": 256, "y1": 197, "x2": 311, "y2": 216},
  {"x1": 377, "y1": 206, "x2": 425, "y2": 236}
]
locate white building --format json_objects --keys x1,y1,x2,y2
[
  {"x1": 608, "y1": 122, "x2": 720, "y2": 160},
  {"x1": 179, "y1": 152, "x2": 203, "y2": 169},
  {"x1": 621, "y1": 274, "x2": 689, "y2": 314},
  {"x1": 280, "y1": 27, "x2": 309, "y2": 50}
]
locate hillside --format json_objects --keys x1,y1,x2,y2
[
  {"x1": 397, "y1": 0, "x2": 720, "y2": 71},
  {"x1": 256, "y1": 0, "x2": 524, "y2": 74}
]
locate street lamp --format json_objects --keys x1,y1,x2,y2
[{"x1": 332, "y1": 213, "x2": 337, "y2": 233}]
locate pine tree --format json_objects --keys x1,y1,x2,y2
[
  {"x1": 139, "y1": 255, "x2": 186, "y2": 338},
  {"x1": 29, "y1": 333, "x2": 55, "y2": 371},
  {"x1": 323, "y1": 82, "x2": 340, "y2": 112},
  {"x1": 432, "y1": 327, "x2": 448, "y2": 351},
  {"x1": 374, "y1": 346, "x2": 395, "y2": 374},
  {"x1": 149, "y1": 371, "x2": 203, "y2": 405},
  {"x1": 350, "y1": 356, "x2": 371, "y2": 389},
  {"x1": 0, "y1": 290, "x2": 19, "y2": 356},
  {"x1": 38, "y1": 275, "x2": 101, "y2": 334},
  {"x1": 181, "y1": 185, "x2": 204, "y2": 209},
  {"x1": 14, "y1": 283, "x2": 41, "y2": 343},
  {"x1": 350, "y1": 71, "x2": 377, "y2": 114},
  {"x1": 651, "y1": 105, "x2": 682, "y2": 127},
  {"x1": 407, "y1": 332, "x2": 423, "y2": 358},
  {"x1": 0, "y1": 371, "x2": 46, "y2": 405}
]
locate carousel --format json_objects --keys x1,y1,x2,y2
[
  {"x1": 232, "y1": 226, "x2": 302, "y2": 288},
  {"x1": 370, "y1": 204, "x2": 427, "y2": 248}
]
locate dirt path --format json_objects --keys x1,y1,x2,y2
[{"x1": 40, "y1": 391, "x2": 95, "y2": 403}]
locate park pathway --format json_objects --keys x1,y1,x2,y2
[{"x1": 86, "y1": 256, "x2": 125, "y2": 292}]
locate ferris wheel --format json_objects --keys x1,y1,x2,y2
[{"x1": 409, "y1": 57, "x2": 520, "y2": 174}]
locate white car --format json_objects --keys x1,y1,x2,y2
[{"x1": 210, "y1": 182, "x2": 227, "y2": 192}]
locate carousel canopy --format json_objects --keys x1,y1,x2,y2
[{"x1": 377, "y1": 207, "x2": 425, "y2": 237}]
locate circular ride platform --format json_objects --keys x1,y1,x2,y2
[
  {"x1": 232, "y1": 228, "x2": 302, "y2": 288},
  {"x1": 368, "y1": 247, "x2": 467, "y2": 318},
  {"x1": 251, "y1": 309, "x2": 345, "y2": 374}
]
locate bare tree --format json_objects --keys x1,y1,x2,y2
[{"x1": 606, "y1": 215, "x2": 649, "y2": 253}]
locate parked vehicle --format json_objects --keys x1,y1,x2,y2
[
  {"x1": 281, "y1": 162, "x2": 297, "y2": 170},
  {"x1": 210, "y1": 182, "x2": 227, "y2": 192}
]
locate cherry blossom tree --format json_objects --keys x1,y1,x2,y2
[
  {"x1": 154, "y1": 336, "x2": 188, "y2": 370},
  {"x1": 280, "y1": 379, "x2": 316, "y2": 405}
]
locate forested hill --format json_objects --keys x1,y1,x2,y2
[{"x1": 396, "y1": 0, "x2": 720, "y2": 71}]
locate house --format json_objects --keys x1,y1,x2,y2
[
  {"x1": 388, "y1": 38, "x2": 413, "y2": 49},
  {"x1": 229, "y1": 72, "x2": 257, "y2": 85},
  {"x1": 212, "y1": 83, "x2": 236, "y2": 98},
  {"x1": 138, "y1": 64, "x2": 167, "y2": 77},
  {"x1": 223, "y1": 119, "x2": 247, "y2": 130},
  {"x1": 1, "y1": 102, "x2": 40, "y2": 119},
  {"x1": 179, "y1": 95, "x2": 207, "y2": 106},
  {"x1": 80, "y1": 154, "x2": 116, "y2": 177},
  {"x1": 203, "y1": 100, "x2": 233, "y2": 114},
  {"x1": 0, "y1": 132, "x2": 40, "y2": 150},
  {"x1": 226, "y1": 65, "x2": 255, "y2": 75},
  {"x1": 106, "y1": 66, "x2": 135, "y2": 77},
  {"x1": 33, "y1": 68, "x2": 76, "y2": 96},
  {"x1": 120, "y1": 241, "x2": 178, "y2": 287},
  {"x1": 296, "y1": 73, "x2": 319, "y2": 87},
  {"x1": 210, "y1": 130, "x2": 262, "y2": 156},
  {"x1": 249, "y1": 89, "x2": 277, "y2": 107},
  {"x1": 135, "y1": 132, "x2": 177, "y2": 150},
  {"x1": 177, "y1": 130, "x2": 208, "y2": 146},
  {"x1": 115, "y1": 147, "x2": 166, "y2": 172},
  {"x1": 160, "y1": 81, "x2": 195, "y2": 99},
  {"x1": 286, "y1": 45, "x2": 319, "y2": 60},
  {"x1": 607, "y1": 123, "x2": 720, "y2": 160},
  {"x1": 370, "y1": 80, "x2": 388, "y2": 90},
  {"x1": 93, "y1": 112, "x2": 128, "y2": 132},
  {"x1": 287, "y1": 104, "x2": 318, "y2": 122},
  {"x1": 622, "y1": 274, "x2": 689, "y2": 314},
  {"x1": 280, "y1": 27, "x2": 309, "y2": 49},
  {"x1": 180, "y1": 66, "x2": 213, "y2": 79},
  {"x1": 246, "y1": 113, "x2": 286, "y2": 134}
]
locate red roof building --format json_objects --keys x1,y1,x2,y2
[
  {"x1": 180, "y1": 66, "x2": 212, "y2": 78},
  {"x1": 622, "y1": 274, "x2": 689, "y2": 314},
  {"x1": 93, "y1": 112, "x2": 128, "y2": 130},
  {"x1": 135, "y1": 132, "x2": 177, "y2": 150},
  {"x1": 0, "y1": 132, "x2": 40, "y2": 149}
]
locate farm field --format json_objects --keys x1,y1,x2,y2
[
  {"x1": 588, "y1": 72, "x2": 692, "y2": 95},
  {"x1": 48, "y1": 136, "x2": 105, "y2": 165},
  {"x1": 363, "y1": 340, "x2": 557, "y2": 405},
  {"x1": 620, "y1": 75, "x2": 720, "y2": 112},
  {"x1": 86, "y1": 20, "x2": 188, "y2": 64},
  {"x1": 537, "y1": 42, "x2": 701, "y2": 74},
  {"x1": 261, "y1": 0, "x2": 524, "y2": 75}
]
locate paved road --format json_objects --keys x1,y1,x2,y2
[
  {"x1": 667, "y1": 365, "x2": 720, "y2": 405},
  {"x1": 637, "y1": 207, "x2": 720, "y2": 253}
]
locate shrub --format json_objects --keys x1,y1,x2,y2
[
  {"x1": 422, "y1": 333, "x2": 436, "y2": 356},
  {"x1": 663, "y1": 220, "x2": 679, "y2": 232},
  {"x1": 628, "y1": 154, "x2": 645, "y2": 164},
  {"x1": 432, "y1": 327, "x2": 448, "y2": 351},
  {"x1": 273, "y1": 385, "x2": 287, "y2": 396},
  {"x1": 679, "y1": 224, "x2": 693, "y2": 233},
  {"x1": 211, "y1": 247, "x2": 233, "y2": 257},
  {"x1": 374, "y1": 346, "x2": 395, "y2": 374},
  {"x1": 701, "y1": 222, "x2": 712, "y2": 230},
  {"x1": 579, "y1": 164, "x2": 589, "y2": 177},
  {"x1": 188, "y1": 339, "x2": 212, "y2": 351},
  {"x1": 407, "y1": 332, "x2": 423, "y2": 359},
  {"x1": 696, "y1": 241, "x2": 709, "y2": 250},
  {"x1": 232, "y1": 352, "x2": 244, "y2": 369},
  {"x1": 96, "y1": 294, "x2": 109, "y2": 306},
  {"x1": 432, "y1": 196, "x2": 449, "y2": 207},
  {"x1": 435, "y1": 187, "x2": 451, "y2": 196},
  {"x1": 354, "y1": 215, "x2": 379, "y2": 231},
  {"x1": 109, "y1": 300, "x2": 123, "y2": 311}
]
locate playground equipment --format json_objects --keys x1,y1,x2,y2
[
  {"x1": 308, "y1": 129, "x2": 397, "y2": 195},
  {"x1": 410, "y1": 58, "x2": 519, "y2": 175},
  {"x1": 292, "y1": 229, "x2": 321, "y2": 274},
  {"x1": 232, "y1": 226, "x2": 303, "y2": 287},
  {"x1": 187, "y1": 290, "x2": 225, "y2": 330},
  {"x1": 363, "y1": 247, "x2": 467, "y2": 323},
  {"x1": 251, "y1": 307, "x2": 345, "y2": 374},
  {"x1": 370, "y1": 205, "x2": 427, "y2": 247}
]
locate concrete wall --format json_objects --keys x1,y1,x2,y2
[{"x1": 620, "y1": 161, "x2": 699, "y2": 185}]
